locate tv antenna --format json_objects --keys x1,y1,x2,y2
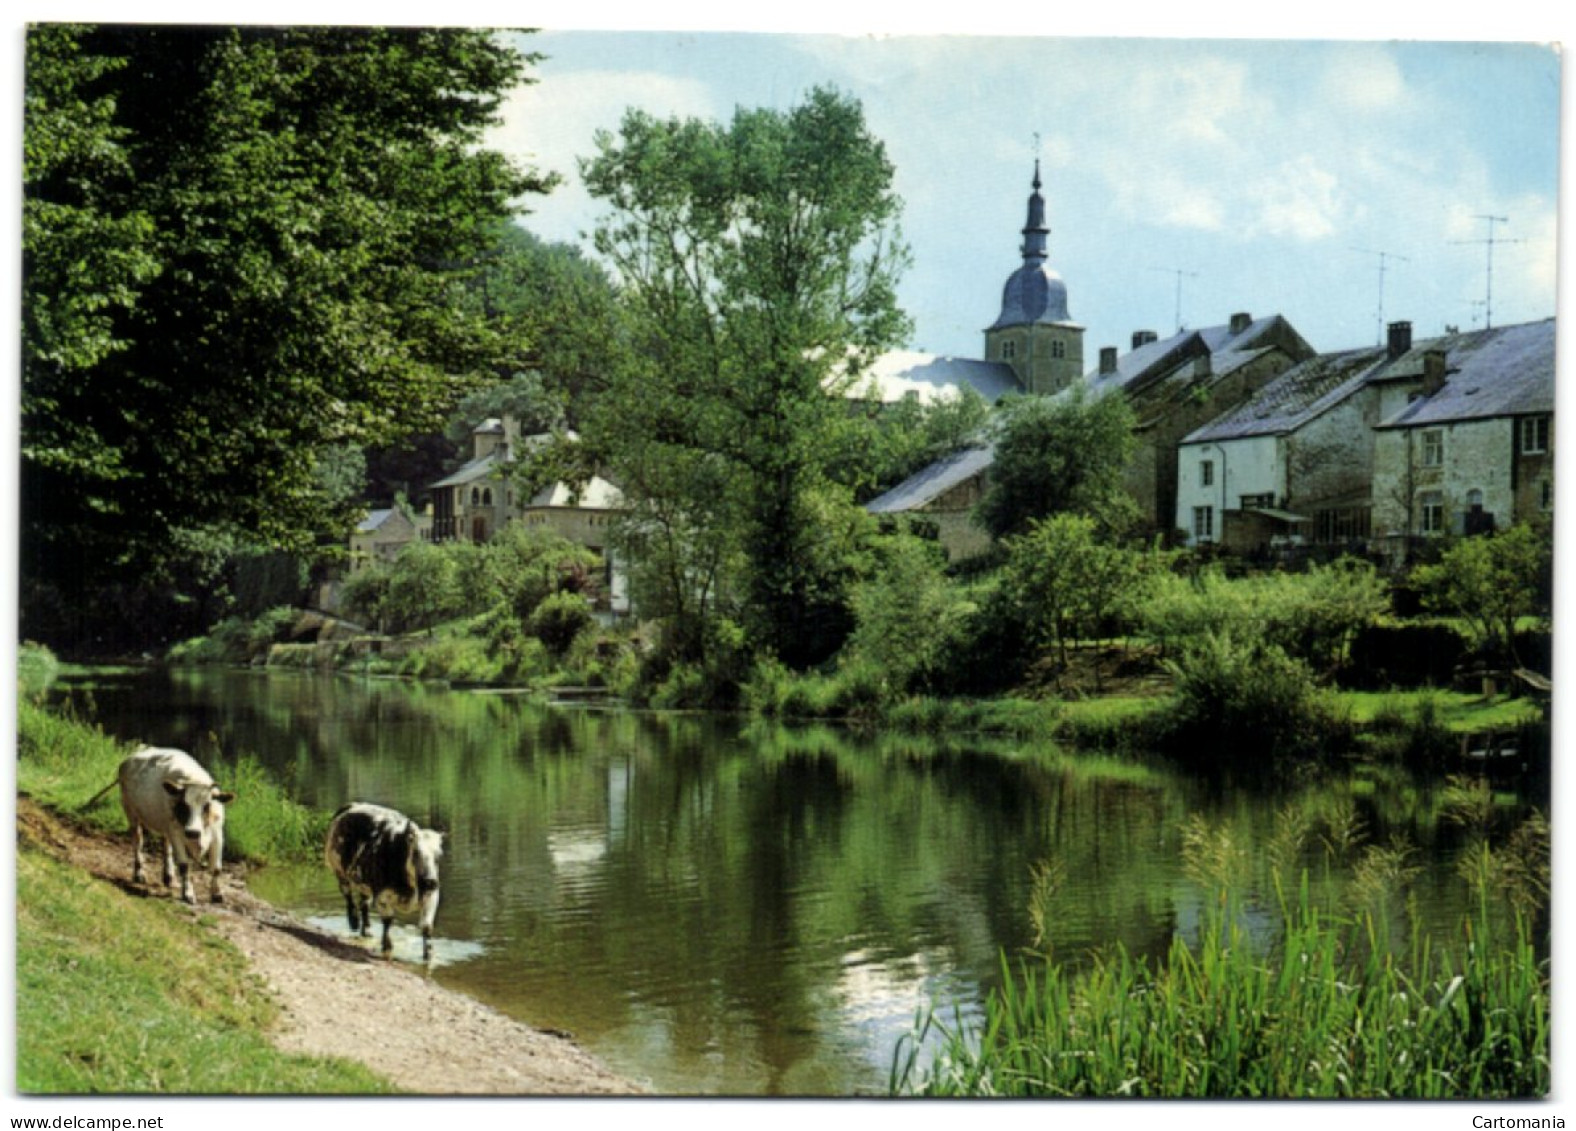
[
  {"x1": 1349, "y1": 247, "x2": 1410, "y2": 346},
  {"x1": 1149, "y1": 266, "x2": 1199, "y2": 334},
  {"x1": 1451, "y1": 215, "x2": 1523, "y2": 329}
]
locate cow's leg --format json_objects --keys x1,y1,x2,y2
[
  {"x1": 131, "y1": 824, "x2": 147, "y2": 885},
  {"x1": 161, "y1": 838, "x2": 176, "y2": 889},
  {"x1": 177, "y1": 860, "x2": 196, "y2": 905},
  {"x1": 339, "y1": 882, "x2": 360, "y2": 933},
  {"x1": 380, "y1": 916, "x2": 394, "y2": 957},
  {"x1": 357, "y1": 894, "x2": 373, "y2": 938},
  {"x1": 207, "y1": 837, "x2": 225, "y2": 904},
  {"x1": 422, "y1": 924, "x2": 433, "y2": 962}
]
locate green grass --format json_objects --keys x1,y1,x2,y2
[
  {"x1": 1340, "y1": 689, "x2": 1543, "y2": 733},
  {"x1": 891, "y1": 826, "x2": 1550, "y2": 1099},
  {"x1": 18, "y1": 697, "x2": 329, "y2": 864},
  {"x1": 17, "y1": 845, "x2": 392, "y2": 1093}
]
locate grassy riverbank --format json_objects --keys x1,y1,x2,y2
[
  {"x1": 16, "y1": 843, "x2": 392, "y2": 1093},
  {"x1": 15, "y1": 696, "x2": 389, "y2": 1093}
]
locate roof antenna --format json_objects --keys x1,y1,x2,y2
[
  {"x1": 1451, "y1": 216, "x2": 1523, "y2": 330},
  {"x1": 1149, "y1": 266, "x2": 1199, "y2": 334},
  {"x1": 1349, "y1": 247, "x2": 1410, "y2": 346}
]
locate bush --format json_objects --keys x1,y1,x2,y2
[
  {"x1": 18, "y1": 641, "x2": 60, "y2": 699},
  {"x1": 528, "y1": 591, "x2": 595, "y2": 656},
  {"x1": 1160, "y1": 631, "x2": 1344, "y2": 765}
]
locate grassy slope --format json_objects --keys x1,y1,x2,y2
[
  {"x1": 17, "y1": 846, "x2": 393, "y2": 1093},
  {"x1": 16, "y1": 698, "x2": 386, "y2": 1093}
]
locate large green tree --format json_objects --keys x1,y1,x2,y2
[
  {"x1": 977, "y1": 385, "x2": 1139, "y2": 541},
  {"x1": 22, "y1": 25, "x2": 552, "y2": 612},
  {"x1": 581, "y1": 86, "x2": 911, "y2": 667}
]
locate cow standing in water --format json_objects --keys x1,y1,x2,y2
[
  {"x1": 324, "y1": 803, "x2": 444, "y2": 960},
  {"x1": 114, "y1": 747, "x2": 235, "y2": 904}
]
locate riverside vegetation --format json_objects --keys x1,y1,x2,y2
[{"x1": 891, "y1": 810, "x2": 1550, "y2": 1097}]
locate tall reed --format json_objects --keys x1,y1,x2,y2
[{"x1": 892, "y1": 816, "x2": 1548, "y2": 1098}]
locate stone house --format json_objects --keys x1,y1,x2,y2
[
  {"x1": 1175, "y1": 318, "x2": 1555, "y2": 559},
  {"x1": 1370, "y1": 318, "x2": 1555, "y2": 560},
  {"x1": 349, "y1": 506, "x2": 429, "y2": 572},
  {"x1": 1086, "y1": 312, "x2": 1315, "y2": 539}
]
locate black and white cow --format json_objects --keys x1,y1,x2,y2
[
  {"x1": 324, "y1": 802, "x2": 444, "y2": 960},
  {"x1": 116, "y1": 747, "x2": 235, "y2": 904}
]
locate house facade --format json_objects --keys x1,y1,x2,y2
[
  {"x1": 1176, "y1": 318, "x2": 1555, "y2": 560},
  {"x1": 1370, "y1": 319, "x2": 1555, "y2": 559}
]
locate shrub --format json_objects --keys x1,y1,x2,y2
[
  {"x1": 18, "y1": 641, "x2": 60, "y2": 699},
  {"x1": 528, "y1": 591, "x2": 595, "y2": 656},
  {"x1": 1160, "y1": 631, "x2": 1343, "y2": 765}
]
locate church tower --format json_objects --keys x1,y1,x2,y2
[{"x1": 984, "y1": 162, "x2": 1084, "y2": 395}]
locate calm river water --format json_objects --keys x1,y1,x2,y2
[{"x1": 53, "y1": 666, "x2": 1537, "y2": 1096}]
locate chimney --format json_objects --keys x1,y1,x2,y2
[
  {"x1": 1387, "y1": 320, "x2": 1412, "y2": 359},
  {"x1": 1099, "y1": 346, "x2": 1118, "y2": 375},
  {"x1": 1422, "y1": 349, "x2": 1447, "y2": 395},
  {"x1": 1132, "y1": 330, "x2": 1158, "y2": 350},
  {"x1": 1229, "y1": 312, "x2": 1252, "y2": 335}
]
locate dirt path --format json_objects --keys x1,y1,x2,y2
[{"x1": 17, "y1": 798, "x2": 645, "y2": 1095}]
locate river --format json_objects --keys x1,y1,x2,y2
[{"x1": 51, "y1": 665, "x2": 1540, "y2": 1096}]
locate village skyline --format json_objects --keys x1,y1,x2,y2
[{"x1": 490, "y1": 28, "x2": 1561, "y2": 365}]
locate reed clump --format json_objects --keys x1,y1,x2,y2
[{"x1": 892, "y1": 813, "x2": 1549, "y2": 1099}]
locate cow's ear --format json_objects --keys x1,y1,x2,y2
[
  {"x1": 215, "y1": 790, "x2": 236, "y2": 804},
  {"x1": 163, "y1": 780, "x2": 184, "y2": 797}
]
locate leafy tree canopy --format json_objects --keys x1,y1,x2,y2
[
  {"x1": 22, "y1": 24, "x2": 554, "y2": 600},
  {"x1": 581, "y1": 85, "x2": 912, "y2": 667},
  {"x1": 977, "y1": 385, "x2": 1139, "y2": 541}
]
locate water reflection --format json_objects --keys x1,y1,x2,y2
[{"x1": 55, "y1": 667, "x2": 1539, "y2": 1095}]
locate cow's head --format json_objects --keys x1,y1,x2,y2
[{"x1": 163, "y1": 778, "x2": 235, "y2": 855}]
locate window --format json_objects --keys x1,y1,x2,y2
[
  {"x1": 1419, "y1": 491, "x2": 1445, "y2": 535},
  {"x1": 470, "y1": 487, "x2": 480, "y2": 505},
  {"x1": 1050, "y1": 340, "x2": 1065, "y2": 359},
  {"x1": 1200, "y1": 460, "x2": 1215, "y2": 487},
  {"x1": 1521, "y1": 415, "x2": 1550, "y2": 455},
  {"x1": 1240, "y1": 493, "x2": 1274, "y2": 509},
  {"x1": 1192, "y1": 506, "x2": 1214, "y2": 541},
  {"x1": 1422, "y1": 430, "x2": 1444, "y2": 467},
  {"x1": 1001, "y1": 340, "x2": 1017, "y2": 361},
  {"x1": 482, "y1": 488, "x2": 493, "y2": 506},
  {"x1": 1316, "y1": 506, "x2": 1371, "y2": 544}
]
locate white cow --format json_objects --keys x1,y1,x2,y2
[{"x1": 116, "y1": 747, "x2": 235, "y2": 904}]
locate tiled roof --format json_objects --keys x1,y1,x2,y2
[
  {"x1": 429, "y1": 450, "x2": 504, "y2": 488},
  {"x1": 865, "y1": 446, "x2": 995, "y2": 514},
  {"x1": 357, "y1": 509, "x2": 396, "y2": 533}
]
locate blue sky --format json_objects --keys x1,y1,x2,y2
[{"x1": 489, "y1": 28, "x2": 1561, "y2": 364}]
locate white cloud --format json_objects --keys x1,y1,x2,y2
[
  {"x1": 1246, "y1": 156, "x2": 1344, "y2": 241},
  {"x1": 489, "y1": 69, "x2": 718, "y2": 242},
  {"x1": 1320, "y1": 46, "x2": 1409, "y2": 112}
]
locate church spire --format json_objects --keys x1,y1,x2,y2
[{"x1": 1020, "y1": 160, "x2": 1050, "y2": 263}]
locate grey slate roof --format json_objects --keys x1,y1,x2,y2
[
  {"x1": 988, "y1": 263, "x2": 1075, "y2": 330},
  {"x1": 1378, "y1": 319, "x2": 1555, "y2": 428},
  {"x1": 866, "y1": 446, "x2": 995, "y2": 514},
  {"x1": 429, "y1": 450, "x2": 504, "y2": 489},
  {"x1": 357, "y1": 508, "x2": 396, "y2": 533},
  {"x1": 1184, "y1": 318, "x2": 1555, "y2": 445},
  {"x1": 847, "y1": 350, "x2": 1022, "y2": 405},
  {"x1": 1085, "y1": 315, "x2": 1303, "y2": 399},
  {"x1": 1183, "y1": 346, "x2": 1388, "y2": 444}
]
